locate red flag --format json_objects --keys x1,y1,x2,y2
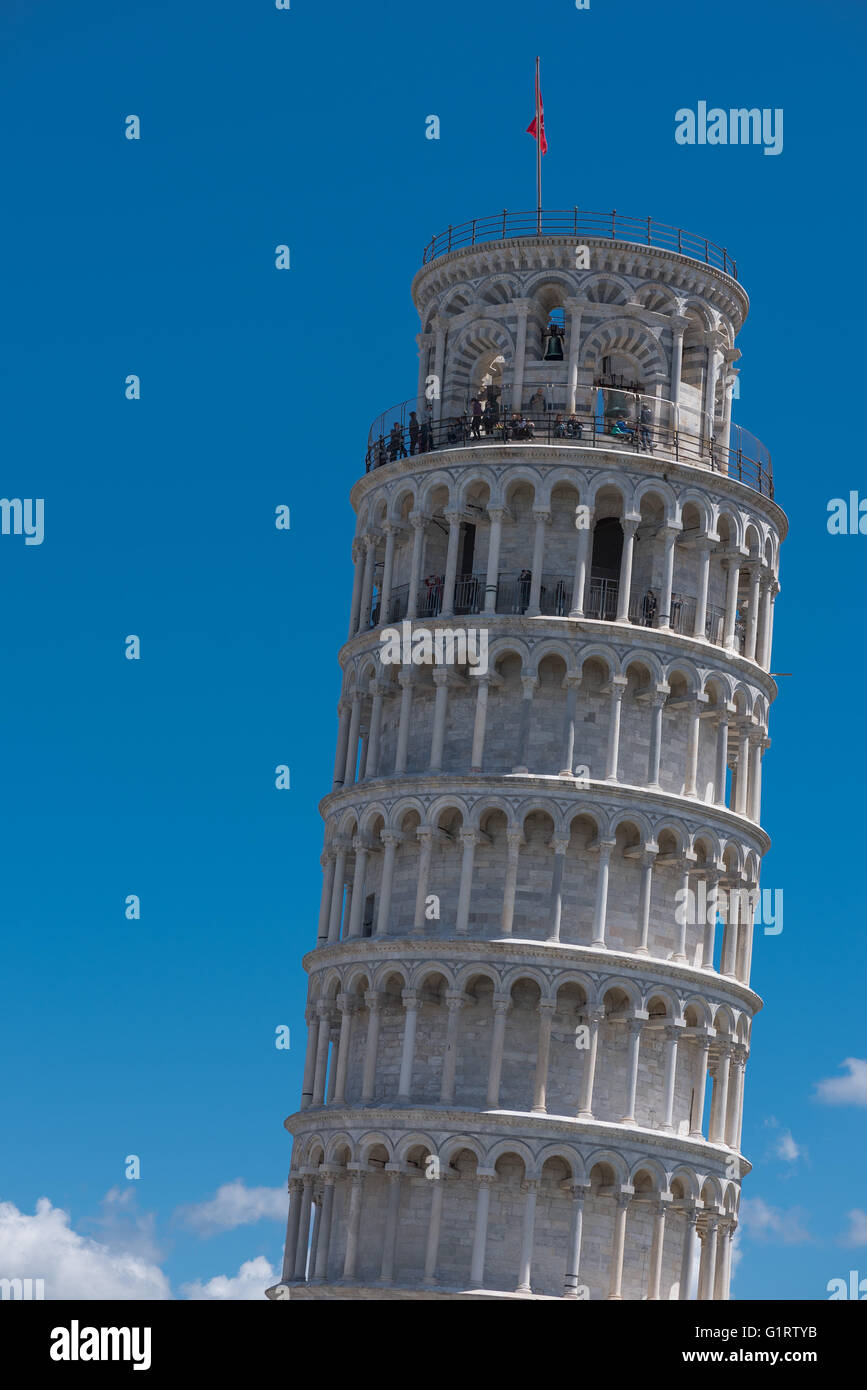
[{"x1": 526, "y1": 69, "x2": 547, "y2": 154}]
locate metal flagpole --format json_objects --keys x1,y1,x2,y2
[{"x1": 535, "y1": 56, "x2": 542, "y2": 233}]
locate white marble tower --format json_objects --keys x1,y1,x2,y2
[{"x1": 275, "y1": 210, "x2": 785, "y2": 1300}]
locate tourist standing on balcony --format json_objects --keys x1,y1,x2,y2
[
  {"x1": 528, "y1": 388, "x2": 546, "y2": 420},
  {"x1": 639, "y1": 404, "x2": 654, "y2": 453},
  {"x1": 388, "y1": 422, "x2": 407, "y2": 461},
  {"x1": 408, "y1": 411, "x2": 420, "y2": 454},
  {"x1": 518, "y1": 569, "x2": 532, "y2": 612},
  {"x1": 420, "y1": 407, "x2": 433, "y2": 453},
  {"x1": 470, "y1": 397, "x2": 483, "y2": 438},
  {"x1": 642, "y1": 589, "x2": 658, "y2": 627}
]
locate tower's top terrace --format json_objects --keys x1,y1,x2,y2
[{"x1": 420, "y1": 208, "x2": 738, "y2": 280}]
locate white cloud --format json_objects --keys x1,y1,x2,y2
[
  {"x1": 180, "y1": 1255, "x2": 278, "y2": 1300},
  {"x1": 175, "y1": 1180, "x2": 287, "y2": 1237},
  {"x1": 0, "y1": 1197, "x2": 171, "y2": 1300},
  {"x1": 815, "y1": 1058, "x2": 867, "y2": 1107},
  {"x1": 738, "y1": 1196, "x2": 811, "y2": 1245},
  {"x1": 840, "y1": 1209, "x2": 867, "y2": 1247},
  {"x1": 774, "y1": 1129, "x2": 802, "y2": 1163}
]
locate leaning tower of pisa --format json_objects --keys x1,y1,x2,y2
[{"x1": 277, "y1": 209, "x2": 785, "y2": 1300}]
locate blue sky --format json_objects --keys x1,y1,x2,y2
[{"x1": 0, "y1": 0, "x2": 864, "y2": 1299}]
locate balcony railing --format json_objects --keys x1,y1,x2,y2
[
  {"x1": 365, "y1": 398, "x2": 773, "y2": 500},
  {"x1": 420, "y1": 208, "x2": 738, "y2": 280},
  {"x1": 370, "y1": 575, "x2": 746, "y2": 653}
]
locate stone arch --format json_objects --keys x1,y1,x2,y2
[{"x1": 580, "y1": 318, "x2": 668, "y2": 382}]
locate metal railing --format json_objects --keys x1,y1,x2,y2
[
  {"x1": 365, "y1": 404, "x2": 773, "y2": 499},
  {"x1": 371, "y1": 577, "x2": 745, "y2": 653},
  {"x1": 421, "y1": 209, "x2": 738, "y2": 280}
]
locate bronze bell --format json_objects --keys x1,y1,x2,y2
[{"x1": 542, "y1": 325, "x2": 564, "y2": 361}]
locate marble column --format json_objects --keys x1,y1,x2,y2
[
  {"x1": 660, "y1": 1025, "x2": 680, "y2": 1131},
  {"x1": 714, "y1": 711, "x2": 730, "y2": 807},
  {"x1": 398, "y1": 990, "x2": 419, "y2": 1100},
  {"x1": 423, "y1": 1172, "x2": 446, "y2": 1284},
  {"x1": 512, "y1": 675, "x2": 538, "y2": 773},
  {"x1": 439, "y1": 993, "x2": 464, "y2": 1103},
  {"x1": 394, "y1": 669, "x2": 414, "y2": 773},
  {"x1": 378, "y1": 522, "x2": 398, "y2": 625},
  {"x1": 516, "y1": 1180, "x2": 539, "y2": 1293},
  {"x1": 311, "y1": 1002, "x2": 332, "y2": 1106},
  {"x1": 745, "y1": 562, "x2": 762, "y2": 661},
  {"x1": 283, "y1": 1177, "x2": 303, "y2": 1280},
  {"x1": 647, "y1": 1199, "x2": 668, "y2": 1301},
  {"x1": 620, "y1": 1018, "x2": 644, "y2": 1125},
  {"x1": 605, "y1": 678, "x2": 627, "y2": 781},
  {"x1": 635, "y1": 849, "x2": 656, "y2": 955},
  {"x1": 486, "y1": 996, "x2": 510, "y2": 1107},
  {"x1": 646, "y1": 689, "x2": 667, "y2": 789},
  {"x1": 578, "y1": 1009, "x2": 604, "y2": 1118},
  {"x1": 563, "y1": 1186, "x2": 586, "y2": 1298},
  {"x1": 440, "y1": 510, "x2": 463, "y2": 618},
  {"x1": 375, "y1": 831, "x2": 400, "y2": 937},
  {"x1": 292, "y1": 1176, "x2": 314, "y2": 1280},
  {"x1": 378, "y1": 1170, "x2": 403, "y2": 1283},
  {"x1": 316, "y1": 852, "x2": 336, "y2": 945},
  {"x1": 327, "y1": 844, "x2": 348, "y2": 944},
  {"x1": 547, "y1": 839, "x2": 569, "y2": 944},
  {"x1": 483, "y1": 507, "x2": 506, "y2": 616},
  {"x1": 723, "y1": 555, "x2": 742, "y2": 651},
  {"x1": 591, "y1": 842, "x2": 615, "y2": 947},
  {"x1": 500, "y1": 830, "x2": 524, "y2": 936},
  {"x1": 689, "y1": 1036, "x2": 711, "y2": 1138},
  {"x1": 300, "y1": 1007, "x2": 318, "y2": 1109},
  {"x1": 332, "y1": 993, "x2": 354, "y2": 1104},
  {"x1": 469, "y1": 1175, "x2": 494, "y2": 1287},
  {"x1": 616, "y1": 518, "x2": 639, "y2": 621},
  {"x1": 470, "y1": 674, "x2": 492, "y2": 771},
  {"x1": 343, "y1": 693, "x2": 362, "y2": 786},
  {"x1": 678, "y1": 1208, "x2": 698, "y2": 1300},
  {"x1": 429, "y1": 668, "x2": 451, "y2": 772},
  {"x1": 347, "y1": 838, "x2": 369, "y2": 938},
  {"x1": 412, "y1": 828, "x2": 434, "y2": 931},
  {"x1": 693, "y1": 539, "x2": 712, "y2": 638},
  {"x1": 405, "y1": 513, "x2": 428, "y2": 619},
  {"x1": 455, "y1": 829, "x2": 479, "y2": 934},
  {"x1": 658, "y1": 526, "x2": 680, "y2": 629},
  {"x1": 527, "y1": 510, "x2": 550, "y2": 616},
  {"x1": 360, "y1": 993, "x2": 381, "y2": 1102},
  {"x1": 359, "y1": 535, "x2": 376, "y2": 632},
  {"x1": 559, "y1": 676, "x2": 580, "y2": 775},
  {"x1": 531, "y1": 1002, "x2": 555, "y2": 1114},
  {"x1": 312, "y1": 1173, "x2": 337, "y2": 1282},
  {"x1": 347, "y1": 541, "x2": 364, "y2": 637},
  {"x1": 342, "y1": 1171, "x2": 365, "y2": 1279},
  {"x1": 607, "y1": 1194, "x2": 630, "y2": 1300},
  {"x1": 569, "y1": 508, "x2": 594, "y2": 617}
]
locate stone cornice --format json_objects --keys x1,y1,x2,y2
[
  {"x1": 339, "y1": 613, "x2": 779, "y2": 704},
  {"x1": 318, "y1": 771, "x2": 772, "y2": 857},
  {"x1": 349, "y1": 442, "x2": 787, "y2": 538},
  {"x1": 300, "y1": 933, "x2": 763, "y2": 1015},
  {"x1": 409, "y1": 237, "x2": 749, "y2": 324},
  {"x1": 284, "y1": 1101, "x2": 753, "y2": 1178}
]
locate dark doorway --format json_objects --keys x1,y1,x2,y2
[
  {"x1": 589, "y1": 517, "x2": 623, "y2": 621},
  {"x1": 591, "y1": 517, "x2": 623, "y2": 579},
  {"x1": 458, "y1": 522, "x2": 476, "y2": 576}
]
